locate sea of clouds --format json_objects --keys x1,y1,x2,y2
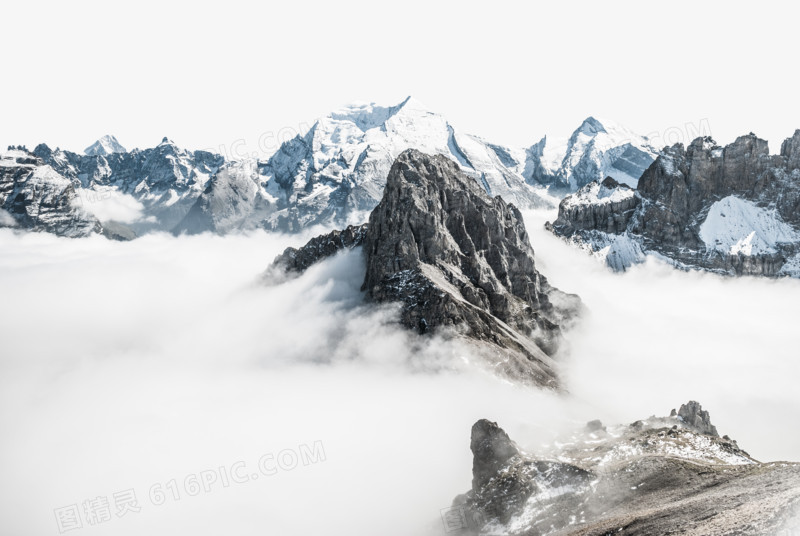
[{"x1": 0, "y1": 208, "x2": 798, "y2": 536}]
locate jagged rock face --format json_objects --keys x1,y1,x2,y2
[
  {"x1": 549, "y1": 131, "x2": 800, "y2": 277},
  {"x1": 524, "y1": 117, "x2": 658, "y2": 191},
  {"x1": 452, "y1": 404, "x2": 800, "y2": 535},
  {"x1": 272, "y1": 224, "x2": 368, "y2": 273},
  {"x1": 549, "y1": 177, "x2": 639, "y2": 235},
  {"x1": 0, "y1": 150, "x2": 101, "y2": 237},
  {"x1": 677, "y1": 400, "x2": 719, "y2": 437},
  {"x1": 470, "y1": 420, "x2": 521, "y2": 491},
  {"x1": 465, "y1": 419, "x2": 594, "y2": 524},
  {"x1": 362, "y1": 151, "x2": 580, "y2": 366},
  {"x1": 271, "y1": 149, "x2": 581, "y2": 386}
]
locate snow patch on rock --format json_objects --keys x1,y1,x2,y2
[
  {"x1": 699, "y1": 196, "x2": 799, "y2": 255},
  {"x1": 562, "y1": 180, "x2": 634, "y2": 208}
]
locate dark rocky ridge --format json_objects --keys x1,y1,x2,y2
[
  {"x1": 548, "y1": 131, "x2": 800, "y2": 276},
  {"x1": 273, "y1": 224, "x2": 368, "y2": 273},
  {"x1": 451, "y1": 402, "x2": 800, "y2": 535},
  {"x1": 272, "y1": 149, "x2": 582, "y2": 387}
]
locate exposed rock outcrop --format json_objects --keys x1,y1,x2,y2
[
  {"x1": 450, "y1": 403, "x2": 800, "y2": 535},
  {"x1": 549, "y1": 177, "x2": 639, "y2": 236},
  {"x1": 270, "y1": 149, "x2": 582, "y2": 387},
  {"x1": 273, "y1": 224, "x2": 368, "y2": 273},
  {"x1": 548, "y1": 131, "x2": 800, "y2": 277},
  {"x1": 677, "y1": 400, "x2": 719, "y2": 437}
]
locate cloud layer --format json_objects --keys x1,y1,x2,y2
[{"x1": 0, "y1": 210, "x2": 798, "y2": 535}]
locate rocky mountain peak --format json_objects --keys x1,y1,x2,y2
[
  {"x1": 470, "y1": 419, "x2": 521, "y2": 491},
  {"x1": 729, "y1": 132, "x2": 770, "y2": 159},
  {"x1": 272, "y1": 149, "x2": 581, "y2": 386},
  {"x1": 360, "y1": 150, "x2": 580, "y2": 378},
  {"x1": 677, "y1": 400, "x2": 719, "y2": 437},
  {"x1": 780, "y1": 129, "x2": 800, "y2": 168}
]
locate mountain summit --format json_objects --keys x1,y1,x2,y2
[
  {"x1": 84, "y1": 135, "x2": 126, "y2": 156},
  {"x1": 525, "y1": 116, "x2": 657, "y2": 191}
]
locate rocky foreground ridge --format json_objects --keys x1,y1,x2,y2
[
  {"x1": 450, "y1": 401, "x2": 800, "y2": 535},
  {"x1": 548, "y1": 131, "x2": 800, "y2": 277},
  {"x1": 272, "y1": 149, "x2": 581, "y2": 387}
]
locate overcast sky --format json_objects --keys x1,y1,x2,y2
[{"x1": 4, "y1": 0, "x2": 798, "y2": 156}]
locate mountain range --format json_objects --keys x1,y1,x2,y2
[
  {"x1": 0, "y1": 97, "x2": 656, "y2": 238},
  {"x1": 548, "y1": 131, "x2": 800, "y2": 276}
]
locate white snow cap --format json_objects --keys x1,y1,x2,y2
[{"x1": 84, "y1": 135, "x2": 126, "y2": 156}]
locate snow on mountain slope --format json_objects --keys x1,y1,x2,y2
[
  {"x1": 7, "y1": 101, "x2": 657, "y2": 238},
  {"x1": 175, "y1": 160, "x2": 274, "y2": 235},
  {"x1": 699, "y1": 196, "x2": 799, "y2": 255},
  {"x1": 181, "y1": 96, "x2": 553, "y2": 233},
  {"x1": 525, "y1": 117, "x2": 657, "y2": 191},
  {"x1": 84, "y1": 135, "x2": 126, "y2": 156},
  {"x1": 561, "y1": 177, "x2": 635, "y2": 208}
]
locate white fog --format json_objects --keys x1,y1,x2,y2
[{"x1": 0, "y1": 208, "x2": 798, "y2": 536}]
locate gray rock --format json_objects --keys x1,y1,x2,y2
[
  {"x1": 585, "y1": 419, "x2": 606, "y2": 432},
  {"x1": 470, "y1": 419, "x2": 521, "y2": 491},
  {"x1": 548, "y1": 176, "x2": 639, "y2": 236},
  {"x1": 273, "y1": 224, "x2": 368, "y2": 273},
  {"x1": 677, "y1": 400, "x2": 719, "y2": 437}
]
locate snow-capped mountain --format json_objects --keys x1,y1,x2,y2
[
  {"x1": 2, "y1": 99, "x2": 661, "y2": 239},
  {"x1": 548, "y1": 131, "x2": 800, "y2": 277},
  {"x1": 525, "y1": 116, "x2": 658, "y2": 191},
  {"x1": 84, "y1": 135, "x2": 126, "y2": 156},
  {"x1": 31, "y1": 138, "x2": 224, "y2": 234},
  {"x1": 177, "y1": 97, "x2": 553, "y2": 233},
  {"x1": 1, "y1": 148, "x2": 102, "y2": 237}
]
